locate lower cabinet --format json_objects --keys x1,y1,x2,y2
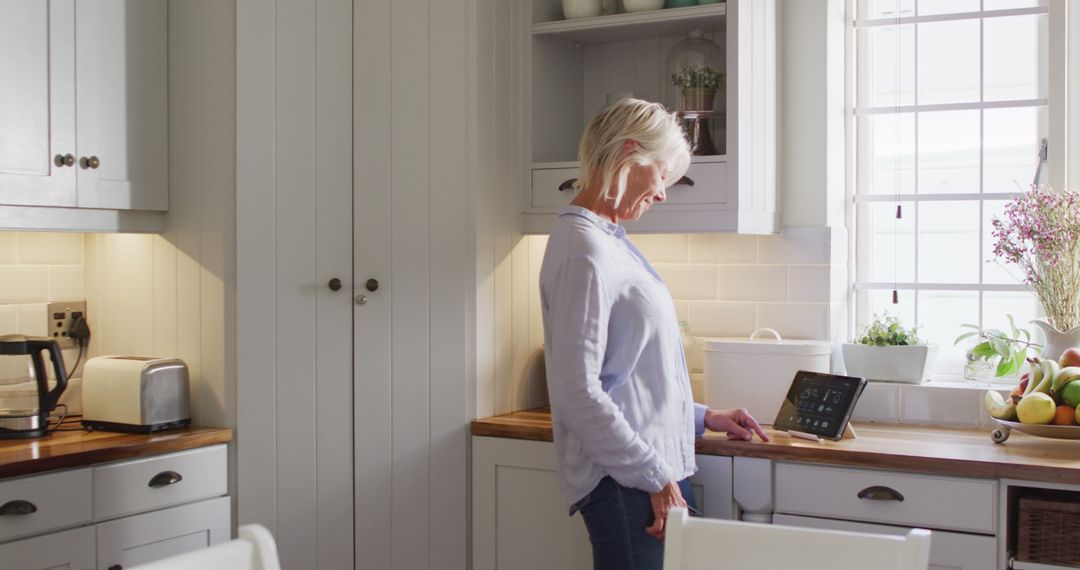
[
  {"x1": 472, "y1": 436, "x2": 735, "y2": 570},
  {"x1": 97, "y1": 497, "x2": 230, "y2": 569},
  {"x1": 0, "y1": 526, "x2": 96, "y2": 570}
]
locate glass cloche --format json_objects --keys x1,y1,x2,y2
[{"x1": 665, "y1": 30, "x2": 725, "y2": 155}]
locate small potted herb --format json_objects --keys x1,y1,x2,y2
[
  {"x1": 671, "y1": 64, "x2": 723, "y2": 111},
  {"x1": 954, "y1": 315, "x2": 1041, "y2": 385},
  {"x1": 842, "y1": 314, "x2": 939, "y2": 383}
]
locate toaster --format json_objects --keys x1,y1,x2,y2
[{"x1": 81, "y1": 356, "x2": 191, "y2": 433}]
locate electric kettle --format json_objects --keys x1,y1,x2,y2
[{"x1": 0, "y1": 335, "x2": 68, "y2": 438}]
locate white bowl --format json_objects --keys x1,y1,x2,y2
[
  {"x1": 623, "y1": 0, "x2": 665, "y2": 11},
  {"x1": 562, "y1": 0, "x2": 602, "y2": 19}
]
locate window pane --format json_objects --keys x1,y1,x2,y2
[
  {"x1": 984, "y1": 15, "x2": 1047, "y2": 101},
  {"x1": 983, "y1": 200, "x2": 1027, "y2": 285},
  {"x1": 919, "y1": 201, "x2": 979, "y2": 283},
  {"x1": 863, "y1": 289, "x2": 916, "y2": 329},
  {"x1": 983, "y1": 0, "x2": 1047, "y2": 10},
  {"x1": 859, "y1": 25, "x2": 915, "y2": 107},
  {"x1": 918, "y1": 110, "x2": 979, "y2": 194},
  {"x1": 918, "y1": 20, "x2": 980, "y2": 105},
  {"x1": 917, "y1": 0, "x2": 978, "y2": 16},
  {"x1": 860, "y1": 114, "x2": 915, "y2": 195},
  {"x1": 864, "y1": 201, "x2": 915, "y2": 282},
  {"x1": 860, "y1": 0, "x2": 914, "y2": 19},
  {"x1": 983, "y1": 291, "x2": 1039, "y2": 349},
  {"x1": 984, "y1": 107, "x2": 1042, "y2": 194},
  {"x1": 917, "y1": 290, "x2": 979, "y2": 363}
]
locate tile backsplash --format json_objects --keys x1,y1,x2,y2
[{"x1": 0, "y1": 232, "x2": 85, "y2": 337}]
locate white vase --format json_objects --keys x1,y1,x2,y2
[
  {"x1": 562, "y1": 0, "x2": 601, "y2": 19},
  {"x1": 1030, "y1": 318, "x2": 1080, "y2": 361}
]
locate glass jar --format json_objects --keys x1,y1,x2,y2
[
  {"x1": 962, "y1": 342, "x2": 995, "y2": 387},
  {"x1": 665, "y1": 30, "x2": 724, "y2": 113}
]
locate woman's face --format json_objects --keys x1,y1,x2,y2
[{"x1": 614, "y1": 162, "x2": 668, "y2": 222}]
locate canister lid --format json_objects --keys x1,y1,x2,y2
[{"x1": 701, "y1": 328, "x2": 832, "y2": 356}]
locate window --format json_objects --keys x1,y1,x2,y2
[{"x1": 852, "y1": 0, "x2": 1051, "y2": 379}]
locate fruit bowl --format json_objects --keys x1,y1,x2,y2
[{"x1": 990, "y1": 418, "x2": 1080, "y2": 444}]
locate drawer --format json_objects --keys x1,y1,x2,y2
[
  {"x1": 94, "y1": 444, "x2": 227, "y2": 520},
  {"x1": 0, "y1": 468, "x2": 92, "y2": 543},
  {"x1": 774, "y1": 462, "x2": 997, "y2": 534},
  {"x1": 529, "y1": 160, "x2": 728, "y2": 211}
]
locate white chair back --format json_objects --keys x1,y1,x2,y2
[
  {"x1": 129, "y1": 524, "x2": 281, "y2": 570},
  {"x1": 663, "y1": 509, "x2": 931, "y2": 570}
]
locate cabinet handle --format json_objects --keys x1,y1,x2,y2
[
  {"x1": 558, "y1": 178, "x2": 577, "y2": 192},
  {"x1": 0, "y1": 499, "x2": 38, "y2": 516},
  {"x1": 148, "y1": 470, "x2": 183, "y2": 488},
  {"x1": 674, "y1": 175, "x2": 694, "y2": 187},
  {"x1": 108, "y1": 565, "x2": 122, "y2": 570},
  {"x1": 54, "y1": 153, "x2": 75, "y2": 167},
  {"x1": 857, "y1": 485, "x2": 904, "y2": 502},
  {"x1": 79, "y1": 155, "x2": 101, "y2": 169},
  {"x1": 328, "y1": 278, "x2": 342, "y2": 291}
]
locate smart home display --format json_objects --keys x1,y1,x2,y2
[{"x1": 772, "y1": 371, "x2": 867, "y2": 441}]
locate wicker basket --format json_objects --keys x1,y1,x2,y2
[{"x1": 1017, "y1": 494, "x2": 1080, "y2": 567}]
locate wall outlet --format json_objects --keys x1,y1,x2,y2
[{"x1": 46, "y1": 301, "x2": 87, "y2": 349}]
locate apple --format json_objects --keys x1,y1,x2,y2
[
  {"x1": 1062, "y1": 381, "x2": 1080, "y2": 408},
  {"x1": 1061, "y1": 347, "x2": 1080, "y2": 369},
  {"x1": 1018, "y1": 392, "x2": 1057, "y2": 424}
]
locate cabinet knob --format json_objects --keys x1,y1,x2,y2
[
  {"x1": 0, "y1": 499, "x2": 37, "y2": 516},
  {"x1": 355, "y1": 294, "x2": 368, "y2": 306},
  {"x1": 148, "y1": 470, "x2": 183, "y2": 488},
  {"x1": 79, "y1": 155, "x2": 101, "y2": 169},
  {"x1": 328, "y1": 278, "x2": 343, "y2": 291},
  {"x1": 856, "y1": 485, "x2": 904, "y2": 502},
  {"x1": 365, "y1": 278, "x2": 379, "y2": 292},
  {"x1": 54, "y1": 153, "x2": 75, "y2": 167}
]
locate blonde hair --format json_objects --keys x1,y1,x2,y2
[{"x1": 576, "y1": 99, "x2": 691, "y2": 207}]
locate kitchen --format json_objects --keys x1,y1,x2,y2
[{"x1": 1, "y1": 0, "x2": 1079, "y2": 569}]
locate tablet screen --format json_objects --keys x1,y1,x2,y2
[{"x1": 772, "y1": 371, "x2": 867, "y2": 441}]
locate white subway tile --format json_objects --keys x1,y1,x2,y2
[
  {"x1": 852, "y1": 382, "x2": 900, "y2": 423},
  {"x1": 630, "y1": 234, "x2": 689, "y2": 263},
  {"x1": 654, "y1": 264, "x2": 718, "y2": 300},
  {"x1": 900, "y1": 383, "x2": 983, "y2": 427},
  {"x1": 0, "y1": 306, "x2": 16, "y2": 335},
  {"x1": 673, "y1": 300, "x2": 689, "y2": 323},
  {"x1": 788, "y1": 266, "x2": 829, "y2": 302},
  {"x1": 0, "y1": 267, "x2": 49, "y2": 304},
  {"x1": 687, "y1": 301, "x2": 757, "y2": 337},
  {"x1": 0, "y1": 233, "x2": 17, "y2": 264},
  {"x1": 17, "y1": 232, "x2": 81, "y2": 265},
  {"x1": 717, "y1": 266, "x2": 787, "y2": 301},
  {"x1": 15, "y1": 303, "x2": 48, "y2": 337},
  {"x1": 49, "y1": 266, "x2": 85, "y2": 300},
  {"x1": 689, "y1": 233, "x2": 757, "y2": 264},
  {"x1": 758, "y1": 227, "x2": 830, "y2": 264},
  {"x1": 757, "y1": 303, "x2": 829, "y2": 340}
]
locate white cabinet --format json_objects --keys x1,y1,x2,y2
[
  {"x1": 0, "y1": 0, "x2": 168, "y2": 212},
  {"x1": 472, "y1": 436, "x2": 734, "y2": 570},
  {"x1": 0, "y1": 445, "x2": 230, "y2": 570},
  {"x1": 518, "y1": 1, "x2": 777, "y2": 234}
]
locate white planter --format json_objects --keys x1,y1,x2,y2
[
  {"x1": 842, "y1": 344, "x2": 939, "y2": 384},
  {"x1": 562, "y1": 0, "x2": 602, "y2": 19}
]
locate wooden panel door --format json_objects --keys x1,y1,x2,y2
[
  {"x1": 0, "y1": 526, "x2": 95, "y2": 570},
  {"x1": 0, "y1": 0, "x2": 77, "y2": 207},
  {"x1": 74, "y1": 0, "x2": 168, "y2": 210},
  {"x1": 96, "y1": 497, "x2": 230, "y2": 569}
]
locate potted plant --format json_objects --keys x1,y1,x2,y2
[
  {"x1": 671, "y1": 64, "x2": 722, "y2": 112},
  {"x1": 954, "y1": 315, "x2": 1041, "y2": 386},
  {"x1": 842, "y1": 314, "x2": 939, "y2": 384}
]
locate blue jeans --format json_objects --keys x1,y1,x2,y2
[{"x1": 574, "y1": 477, "x2": 698, "y2": 570}]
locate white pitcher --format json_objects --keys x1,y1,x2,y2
[{"x1": 1030, "y1": 318, "x2": 1080, "y2": 361}]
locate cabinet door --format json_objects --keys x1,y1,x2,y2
[
  {"x1": 688, "y1": 455, "x2": 735, "y2": 520},
  {"x1": 0, "y1": 0, "x2": 77, "y2": 207},
  {"x1": 96, "y1": 496, "x2": 230, "y2": 569},
  {"x1": 472, "y1": 437, "x2": 593, "y2": 570},
  {"x1": 0, "y1": 526, "x2": 95, "y2": 570},
  {"x1": 75, "y1": 0, "x2": 168, "y2": 211},
  {"x1": 773, "y1": 513, "x2": 998, "y2": 570}
]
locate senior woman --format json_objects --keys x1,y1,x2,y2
[{"x1": 539, "y1": 99, "x2": 769, "y2": 570}]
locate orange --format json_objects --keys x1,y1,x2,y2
[{"x1": 1053, "y1": 405, "x2": 1077, "y2": 426}]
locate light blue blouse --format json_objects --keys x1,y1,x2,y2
[{"x1": 539, "y1": 205, "x2": 707, "y2": 512}]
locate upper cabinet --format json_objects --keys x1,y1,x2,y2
[
  {"x1": 0, "y1": 0, "x2": 168, "y2": 213},
  {"x1": 519, "y1": 1, "x2": 777, "y2": 234}
]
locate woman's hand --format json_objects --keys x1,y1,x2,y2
[
  {"x1": 704, "y1": 407, "x2": 770, "y2": 442},
  {"x1": 645, "y1": 480, "x2": 686, "y2": 542}
]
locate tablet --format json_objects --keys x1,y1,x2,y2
[{"x1": 772, "y1": 370, "x2": 867, "y2": 441}]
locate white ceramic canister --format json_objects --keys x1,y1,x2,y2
[
  {"x1": 562, "y1": 0, "x2": 602, "y2": 19},
  {"x1": 702, "y1": 328, "x2": 832, "y2": 425}
]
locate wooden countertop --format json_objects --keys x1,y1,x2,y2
[
  {"x1": 0, "y1": 422, "x2": 232, "y2": 479},
  {"x1": 472, "y1": 409, "x2": 1080, "y2": 485}
]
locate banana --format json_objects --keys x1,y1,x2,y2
[
  {"x1": 1026, "y1": 359, "x2": 1044, "y2": 396},
  {"x1": 1034, "y1": 359, "x2": 1058, "y2": 394},
  {"x1": 985, "y1": 390, "x2": 1018, "y2": 421},
  {"x1": 1053, "y1": 366, "x2": 1080, "y2": 393}
]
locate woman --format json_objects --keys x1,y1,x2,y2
[{"x1": 539, "y1": 99, "x2": 769, "y2": 570}]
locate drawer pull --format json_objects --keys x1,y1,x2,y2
[
  {"x1": 857, "y1": 485, "x2": 904, "y2": 502},
  {"x1": 558, "y1": 178, "x2": 577, "y2": 192},
  {"x1": 674, "y1": 175, "x2": 694, "y2": 187},
  {"x1": 109, "y1": 565, "x2": 122, "y2": 570},
  {"x1": 148, "y1": 470, "x2": 183, "y2": 488},
  {"x1": 0, "y1": 499, "x2": 38, "y2": 516}
]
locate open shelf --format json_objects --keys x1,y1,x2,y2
[{"x1": 531, "y1": 4, "x2": 726, "y2": 44}]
